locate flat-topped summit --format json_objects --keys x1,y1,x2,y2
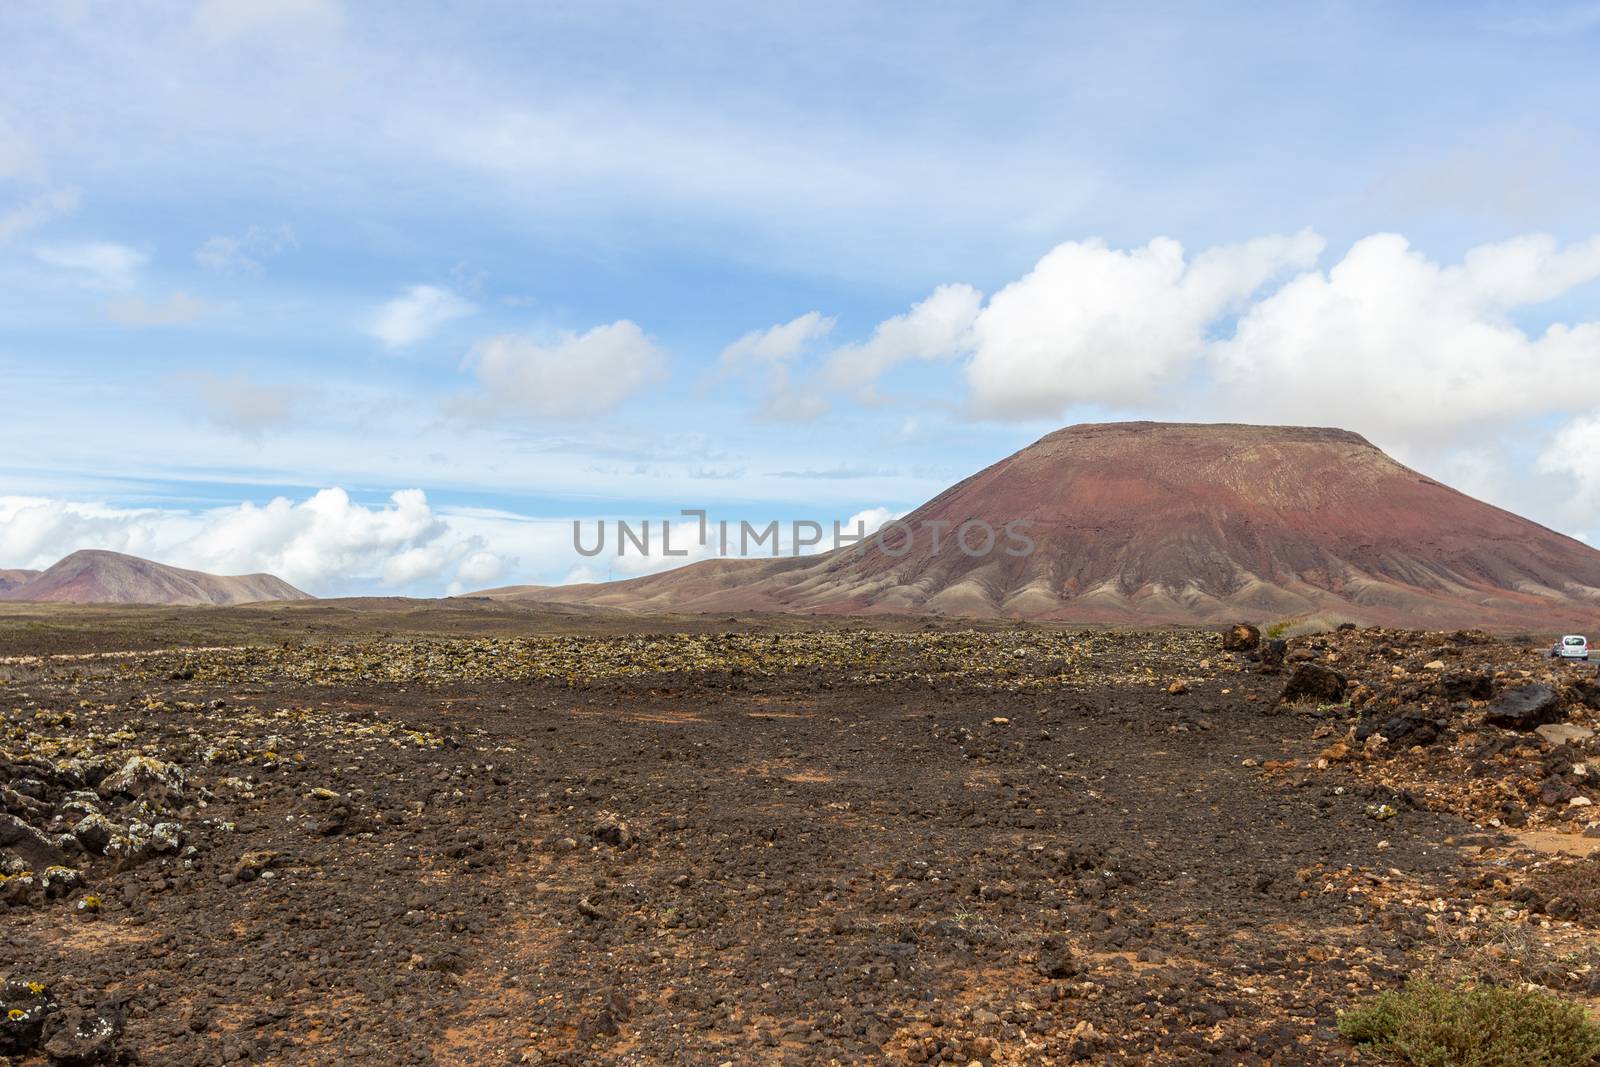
[{"x1": 478, "y1": 421, "x2": 1600, "y2": 628}]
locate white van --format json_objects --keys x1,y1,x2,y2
[{"x1": 1557, "y1": 635, "x2": 1590, "y2": 660}]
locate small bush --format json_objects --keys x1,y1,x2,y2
[{"x1": 1338, "y1": 979, "x2": 1600, "y2": 1066}]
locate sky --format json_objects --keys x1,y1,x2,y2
[{"x1": 2, "y1": 0, "x2": 1600, "y2": 596}]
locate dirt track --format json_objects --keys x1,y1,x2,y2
[{"x1": 3, "y1": 623, "x2": 1598, "y2": 1065}]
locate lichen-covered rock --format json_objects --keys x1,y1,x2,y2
[
  {"x1": 40, "y1": 865, "x2": 84, "y2": 900},
  {"x1": 0, "y1": 978, "x2": 57, "y2": 1057},
  {"x1": 0, "y1": 813, "x2": 71, "y2": 870},
  {"x1": 40, "y1": 1002, "x2": 125, "y2": 1065},
  {"x1": 231, "y1": 850, "x2": 279, "y2": 883},
  {"x1": 0, "y1": 870, "x2": 37, "y2": 906},
  {"x1": 71, "y1": 814, "x2": 114, "y2": 856},
  {"x1": 99, "y1": 755, "x2": 186, "y2": 805}
]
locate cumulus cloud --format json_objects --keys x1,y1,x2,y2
[
  {"x1": 720, "y1": 311, "x2": 835, "y2": 366},
  {"x1": 719, "y1": 311, "x2": 835, "y2": 420},
  {"x1": 0, "y1": 488, "x2": 506, "y2": 595},
  {"x1": 106, "y1": 291, "x2": 213, "y2": 327},
  {"x1": 1539, "y1": 414, "x2": 1600, "y2": 525},
  {"x1": 965, "y1": 231, "x2": 1323, "y2": 417},
  {"x1": 826, "y1": 283, "x2": 983, "y2": 392},
  {"x1": 369, "y1": 284, "x2": 475, "y2": 348},
  {"x1": 824, "y1": 228, "x2": 1600, "y2": 451},
  {"x1": 1212, "y1": 233, "x2": 1600, "y2": 437},
  {"x1": 35, "y1": 241, "x2": 146, "y2": 290},
  {"x1": 465, "y1": 321, "x2": 666, "y2": 418},
  {"x1": 195, "y1": 224, "x2": 297, "y2": 275}
]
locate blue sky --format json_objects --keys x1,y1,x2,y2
[{"x1": 3, "y1": 1, "x2": 1600, "y2": 595}]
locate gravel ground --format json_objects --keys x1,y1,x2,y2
[{"x1": 3, "y1": 621, "x2": 1598, "y2": 1065}]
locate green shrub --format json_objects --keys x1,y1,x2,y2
[
  {"x1": 1263, "y1": 619, "x2": 1294, "y2": 640},
  {"x1": 1338, "y1": 979, "x2": 1600, "y2": 1066}
]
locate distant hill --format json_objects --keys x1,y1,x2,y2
[
  {"x1": 0, "y1": 569, "x2": 40, "y2": 594},
  {"x1": 0, "y1": 550, "x2": 312, "y2": 606},
  {"x1": 478, "y1": 421, "x2": 1600, "y2": 630}
]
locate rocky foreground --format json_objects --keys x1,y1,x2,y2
[{"x1": 2, "y1": 623, "x2": 1600, "y2": 1065}]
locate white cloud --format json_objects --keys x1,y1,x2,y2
[
  {"x1": 719, "y1": 311, "x2": 837, "y2": 421},
  {"x1": 179, "y1": 372, "x2": 299, "y2": 437},
  {"x1": 0, "y1": 488, "x2": 505, "y2": 595},
  {"x1": 195, "y1": 224, "x2": 296, "y2": 274},
  {"x1": 842, "y1": 506, "x2": 896, "y2": 538},
  {"x1": 1539, "y1": 414, "x2": 1600, "y2": 521},
  {"x1": 35, "y1": 241, "x2": 146, "y2": 290},
  {"x1": 965, "y1": 231, "x2": 1323, "y2": 417},
  {"x1": 0, "y1": 188, "x2": 78, "y2": 242},
  {"x1": 1212, "y1": 233, "x2": 1600, "y2": 437},
  {"x1": 456, "y1": 549, "x2": 506, "y2": 586},
  {"x1": 369, "y1": 284, "x2": 475, "y2": 348},
  {"x1": 826, "y1": 283, "x2": 983, "y2": 392},
  {"x1": 465, "y1": 321, "x2": 666, "y2": 418},
  {"x1": 720, "y1": 311, "x2": 835, "y2": 365},
  {"x1": 106, "y1": 291, "x2": 213, "y2": 327}
]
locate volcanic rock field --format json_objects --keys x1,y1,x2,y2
[{"x1": 4, "y1": 613, "x2": 1600, "y2": 1064}]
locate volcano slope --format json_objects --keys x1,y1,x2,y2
[
  {"x1": 1, "y1": 550, "x2": 311, "y2": 607},
  {"x1": 5, "y1": 614, "x2": 1600, "y2": 1064},
  {"x1": 483, "y1": 422, "x2": 1600, "y2": 629}
]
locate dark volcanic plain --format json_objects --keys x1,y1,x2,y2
[{"x1": 4, "y1": 605, "x2": 1600, "y2": 1065}]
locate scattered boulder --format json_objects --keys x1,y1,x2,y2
[
  {"x1": 230, "y1": 850, "x2": 279, "y2": 884},
  {"x1": 1279, "y1": 664, "x2": 1347, "y2": 705},
  {"x1": 40, "y1": 865, "x2": 85, "y2": 900},
  {"x1": 1220, "y1": 624, "x2": 1260, "y2": 652},
  {"x1": 298, "y1": 789, "x2": 364, "y2": 836},
  {"x1": 1563, "y1": 678, "x2": 1600, "y2": 711},
  {"x1": 1259, "y1": 639, "x2": 1287, "y2": 670},
  {"x1": 1036, "y1": 935, "x2": 1077, "y2": 979},
  {"x1": 71, "y1": 815, "x2": 113, "y2": 856},
  {"x1": 1355, "y1": 710, "x2": 1443, "y2": 748},
  {"x1": 0, "y1": 814, "x2": 71, "y2": 870},
  {"x1": 1436, "y1": 670, "x2": 1495, "y2": 701},
  {"x1": 1484, "y1": 684, "x2": 1563, "y2": 731},
  {"x1": 40, "y1": 1002, "x2": 125, "y2": 1066},
  {"x1": 1536, "y1": 723, "x2": 1595, "y2": 748},
  {"x1": 99, "y1": 756, "x2": 186, "y2": 806},
  {"x1": 0, "y1": 978, "x2": 57, "y2": 1057},
  {"x1": 593, "y1": 811, "x2": 635, "y2": 849}
]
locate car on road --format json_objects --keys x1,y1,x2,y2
[{"x1": 1555, "y1": 634, "x2": 1590, "y2": 660}]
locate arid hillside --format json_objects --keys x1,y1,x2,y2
[
  {"x1": 481, "y1": 422, "x2": 1600, "y2": 629},
  {"x1": 0, "y1": 549, "x2": 311, "y2": 607}
]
